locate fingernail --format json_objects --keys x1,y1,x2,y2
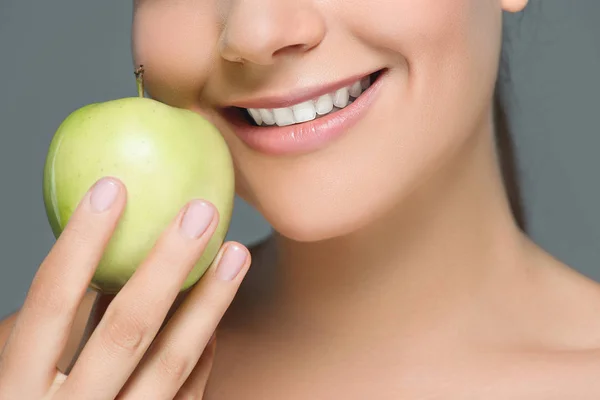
[
  {"x1": 216, "y1": 244, "x2": 247, "y2": 281},
  {"x1": 90, "y1": 178, "x2": 119, "y2": 213},
  {"x1": 180, "y1": 200, "x2": 214, "y2": 239}
]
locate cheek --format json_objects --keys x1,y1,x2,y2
[
  {"x1": 346, "y1": 0, "x2": 502, "y2": 155},
  {"x1": 344, "y1": 0, "x2": 501, "y2": 95},
  {"x1": 341, "y1": 0, "x2": 472, "y2": 52},
  {"x1": 342, "y1": 0, "x2": 497, "y2": 50},
  {"x1": 132, "y1": 2, "x2": 220, "y2": 107}
]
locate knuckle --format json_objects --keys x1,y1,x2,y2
[
  {"x1": 148, "y1": 235, "x2": 194, "y2": 276},
  {"x1": 198, "y1": 291, "x2": 224, "y2": 315},
  {"x1": 155, "y1": 226, "x2": 186, "y2": 251},
  {"x1": 203, "y1": 279, "x2": 237, "y2": 308},
  {"x1": 100, "y1": 307, "x2": 150, "y2": 357},
  {"x1": 46, "y1": 224, "x2": 96, "y2": 268},
  {"x1": 61, "y1": 215, "x2": 96, "y2": 246},
  {"x1": 157, "y1": 346, "x2": 193, "y2": 384},
  {"x1": 152, "y1": 239, "x2": 182, "y2": 267}
]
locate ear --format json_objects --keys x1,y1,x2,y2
[{"x1": 501, "y1": 0, "x2": 528, "y2": 12}]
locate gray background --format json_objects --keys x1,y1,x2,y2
[{"x1": 0, "y1": 0, "x2": 599, "y2": 319}]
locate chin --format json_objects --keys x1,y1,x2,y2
[{"x1": 241, "y1": 189, "x2": 394, "y2": 243}]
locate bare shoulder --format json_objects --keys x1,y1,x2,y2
[
  {"x1": 522, "y1": 248, "x2": 600, "y2": 349},
  {"x1": 513, "y1": 256, "x2": 600, "y2": 397},
  {"x1": 513, "y1": 348, "x2": 600, "y2": 399}
]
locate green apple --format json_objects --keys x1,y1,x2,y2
[{"x1": 43, "y1": 66, "x2": 235, "y2": 294}]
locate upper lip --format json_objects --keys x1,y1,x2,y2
[{"x1": 223, "y1": 69, "x2": 380, "y2": 110}]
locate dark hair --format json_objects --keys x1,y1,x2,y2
[
  {"x1": 494, "y1": 10, "x2": 527, "y2": 231},
  {"x1": 495, "y1": 89, "x2": 525, "y2": 231}
]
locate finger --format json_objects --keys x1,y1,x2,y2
[
  {"x1": 174, "y1": 335, "x2": 217, "y2": 400},
  {"x1": 57, "y1": 200, "x2": 220, "y2": 400},
  {"x1": 118, "y1": 242, "x2": 250, "y2": 399},
  {"x1": 0, "y1": 178, "x2": 125, "y2": 396}
]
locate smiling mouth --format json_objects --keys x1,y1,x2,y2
[
  {"x1": 231, "y1": 70, "x2": 384, "y2": 128},
  {"x1": 220, "y1": 68, "x2": 388, "y2": 156}
]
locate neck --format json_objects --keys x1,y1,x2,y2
[{"x1": 237, "y1": 117, "x2": 533, "y2": 346}]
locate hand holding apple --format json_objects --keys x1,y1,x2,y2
[{"x1": 43, "y1": 66, "x2": 235, "y2": 293}]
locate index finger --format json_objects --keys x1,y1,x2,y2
[{"x1": 0, "y1": 177, "x2": 126, "y2": 395}]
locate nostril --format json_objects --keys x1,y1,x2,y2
[{"x1": 273, "y1": 43, "x2": 310, "y2": 58}]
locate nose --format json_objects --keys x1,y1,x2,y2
[{"x1": 219, "y1": 0, "x2": 326, "y2": 65}]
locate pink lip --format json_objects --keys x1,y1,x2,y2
[
  {"x1": 223, "y1": 69, "x2": 387, "y2": 156},
  {"x1": 228, "y1": 71, "x2": 379, "y2": 109}
]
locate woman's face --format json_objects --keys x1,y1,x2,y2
[{"x1": 132, "y1": 0, "x2": 528, "y2": 242}]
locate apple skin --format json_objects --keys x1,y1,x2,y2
[{"x1": 43, "y1": 97, "x2": 235, "y2": 294}]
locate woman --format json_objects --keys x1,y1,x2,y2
[{"x1": 2, "y1": 0, "x2": 600, "y2": 398}]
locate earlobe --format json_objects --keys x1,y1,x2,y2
[{"x1": 501, "y1": 0, "x2": 529, "y2": 13}]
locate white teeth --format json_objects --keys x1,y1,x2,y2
[
  {"x1": 315, "y1": 94, "x2": 334, "y2": 115},
  {"x1": 349, "y1": 81, "x2": 363, "y2": 98},
  {"x1": 333, "y1": 87, "x2": 349, "y2": 108},
  {"x1": 259, "y1": 109, "x2": 275, "y2": 125},
  {"x1": 273, "y1": 107, "x2": 295, "y2": 126},
  {"x1": 248, "y1": 109, "x2": 262, "y2": 126},
  {"x1": 247, "y1": 75, "x2": 374, "y2": 126},
  {"x1": 292, "y1": 100, "x2": 317, "y2": 123}
]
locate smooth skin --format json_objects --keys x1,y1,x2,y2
[{"x1": 3, "y1": 0, "x2": 600, "y2": 398}]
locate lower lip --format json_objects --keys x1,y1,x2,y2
[{"x1": 223, "y1": 70, "x2": 387, "y2": 156}]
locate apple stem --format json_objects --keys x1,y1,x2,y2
[{"x1": 135, "y1": 65, "x2": 145, "y2": 98}]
